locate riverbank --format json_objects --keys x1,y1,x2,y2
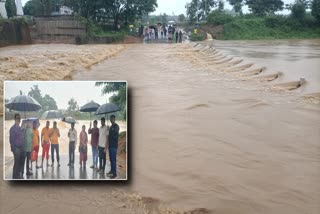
[{"x1": 197, "y1": 14, "x2": 320, "y2": 40}]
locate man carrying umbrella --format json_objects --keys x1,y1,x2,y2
[
  {"x1": 49, "y1": 121, "x2": 60, "y2": 167},
  {"x1": 107, "y1": 115, "x2": 120, "y2": 179},
  {"x1": 9, "y1": 113, "x2": 25, "y2": 179},
  {"x1": 40, "y1": 121, "x2": 51, "y2": 168}
]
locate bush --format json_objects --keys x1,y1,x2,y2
[
  {"x1": 207, "y1": 10, "x2": 234, "y2": 25},
  {"x1": 190, "y1": 32, "x2": 206, "y2": 41}
]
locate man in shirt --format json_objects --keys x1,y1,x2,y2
[
  {"x1": 98, "y1": 117, "x2": 108, "y2": 174},
  {"x1": 49, "y1": 121, "x2": 60, "y2": 167},
  {"x1": 41, "y1": 121, "x2": 51, "y2": 168},
  {"x1": 32, "y1": 120, "x2": 40, "y2": 169},
  {"x1": 106, "y1": 115, "x2": 120, "y2": 179},
  {"x1": 88, "y1": 120, "x2": 99, "y2": 169},
  {"x1": 9, "y1": 114, "x2": 25, "y2": 179},
  {"x1": 68, "y1": 122, "x2": 77, "y2": 166}
]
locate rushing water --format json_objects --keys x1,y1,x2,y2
[{"x1": 202, "y1": 39, "x2": 320, "y2": 95}]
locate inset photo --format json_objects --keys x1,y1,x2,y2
[{"x1": 3, "y1": 81, "x2": 127, "y2": 180}]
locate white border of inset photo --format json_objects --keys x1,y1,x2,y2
[{"x1": 3, "y1": 80, "x2": 128, "y2": 181}]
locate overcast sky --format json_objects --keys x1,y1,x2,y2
[
  {"x1": 4, "y1": 81, "x2": 117, "y2": 110},
  {"x1": 21, "y1": 0, "x2": 296, "y2": 15}
]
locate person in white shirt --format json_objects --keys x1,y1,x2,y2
[
  {"x1": 98, "y1": 117, "x2": 109, "y2": 174},
  {"x1": 67, "y1": 122, "x2": 77, "y2": 166}
]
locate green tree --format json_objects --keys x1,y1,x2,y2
[
  {"x1": 227, "y1": 0, "x2": 244, "y2": 14},
  {"x1": 67, "y1": 98, "x2": 79, "y2": 114},
  {"x1": 42, "y1": 94, "x2": 58, "y2": 112},
  {"x1": 98, "y1": 0, "x2": 157, "y2": 30},
  {"x1": 23, "y1": 0, "x2": 60, "y2": 16},
  {"x1": 162, "y1": 13, "x2": 168, "y2": 23},
  {"x1": 28, "y1": 85, "x2": 42, "y2": 104},
  {"x1": 95, "y1": 82, "x2": 127, "y2": 120},
  {"x1": 245, "y1": 0, "x2": 284, "y2": 16},
  {"x1": 186, "y1": 0, "x2": 217, "y2": 22},
  {"x1": 178, "y1": 14, "x2": 186, "y2": 22},
  {"x1": 290, "y1": 0, "x2": 307, "y2": 20},
  {"x1": 5, "y1": 0, "x2": 17, "y2": 18},
  {"x1": 218, "y1": 0, "x2": 224, "y2": 11},
  {"x1": 311, "y1": 0, "x2": 320, "y2": 22},
  {"x1": 28, "y1": 85, "x2": 58, "y2": 113}
]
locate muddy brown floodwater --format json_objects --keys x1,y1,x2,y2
[{"x1": 1, "y1": 41, "x2": 320, "y2": 214}]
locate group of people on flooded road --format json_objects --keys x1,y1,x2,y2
[
  {"x1": 9, "y1": 114, "x2": 120, "y2": 179},
  {"x1": 144, "y1": 24, "x2": 183, "y2": 43}
]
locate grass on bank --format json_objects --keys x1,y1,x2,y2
[{"x1": 203, "y1": 11, "x2": 320, "y2": 40}]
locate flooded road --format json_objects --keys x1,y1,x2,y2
[{"x1": 1, "y1": 41, "x2": 320, "y2": 213}]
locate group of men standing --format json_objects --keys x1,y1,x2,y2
[{"x1": 9, "y1": 113, "x2": 120, "y2": 179}]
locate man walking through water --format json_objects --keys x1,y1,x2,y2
[
  {"x1": 98, "y1": 117, "x2": 108, "y2": 174},
  {"x1": 107, "y1": 115, "x2": 120, "y2": 179},
  {"x1": 9, "y1": 114, "x2": 24, "y2": 179},
  {"x1": 88, "y1": 120, "x2": 99, "y2": 169},
  {"x1": 40, "y1": 121, "x2": 51, "y2": 168},
  {"x1": 49, "y1": 121, "x2": 60, "y2": 167},
  {"x1": 68, "y1": 122, "x2": 77, "y2": 166}
]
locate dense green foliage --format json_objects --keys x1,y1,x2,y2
[
  {"x1": 222, "y1": 15, "x2": 320, "y2": 40},
  {"x1": 95, "y1": 82, "x2": 127, "y2": 120},
  {"x1": 207, "y1": 10, "x2": 234, "y2": 25}
]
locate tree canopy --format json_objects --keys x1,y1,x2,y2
[
  {"x1": 5, "y1": 0, "x2": 17, "y2": 18},
  {"x1": 186, "y1": 0, "x2": 217, "y2": 23},
  {"x1": 28, "y1": 85, "x2": 58, "y2": 113},
  {"x1": 245, "y1": 0, "x2": 284, "y2": 16},
  {"x1": 23, "y1": 0, "x2": 157, "y2": 30},
  {"x1": 95, "y1": 82, "x2": 127, "y2": 120}
]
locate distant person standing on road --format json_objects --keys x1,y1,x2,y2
[
  {"x1": 40, "y1": 121, "x2": 51, "y2": 168},
  {"x1": 164, "y1": 26, "x2": 167, "y2": 39},
  {"x1": 68, "y1": 122, "x2": 77, "y2": 167},
  {"x1": 179, "y1": 30, "x2": 183, "y2": 43},
  {"x1": 107, "y1": 115, "x2": 120, "y2": 179},
  {"x1": 49, "y1": 121, "x2": 60, "y2": 167},
  {"x1": 160, "y1": 26, "x2": 164, "y2": 39},
  {"x1": 9, "y1": 114, "x2": 25, "y2": 179},
  {"x1": 89, "y1": 120, "x2": 99, "y2": 169},
  {"x1": 175, "y1": 31, "x2": 179, "y2": 43},
  {"x1": 155, "y1": 26, "x2": 158, "y2": 40},
  {"x1": 98, "y1": 117, "x2": 109, "y2": 174}
]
